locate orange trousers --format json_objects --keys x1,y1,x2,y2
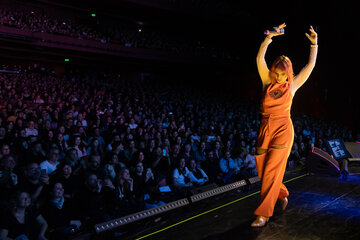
[{"x1": 254, "y1": 115, "x2": 294, "y2": 217}]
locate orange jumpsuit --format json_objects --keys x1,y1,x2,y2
[
  {"x1": 254, "y1": 80, "x2": 294, "y2": 217},
  {"x1": 254, "y1": 36, "x2": 318, "y2": 218}
]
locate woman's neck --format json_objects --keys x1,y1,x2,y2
[
  {"x1": 48, "y1": 159, "x2": 57, "y2": 164},
  {"x1": 14, "y1": 207, "x2": 26, "y2": 215},
  {"x1": 53, "y1": 196, "x2": 63, "y2": 202},
  {"x1": 63, "y1": 174, "x2": 71, "y2": 179},
  {"x1": 29, "y1": 178, "x2": 39, "y2": 184}
]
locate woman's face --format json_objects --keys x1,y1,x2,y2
[
  {"x1": 62, "y1": 165, "x2": 72, "y2": 176},
  {"x1": 57, "y1": 133, "x2": 63, "y2": 141},
  {"x1": 136, "y1": 162, "x2": 144, "y2": 173},
  {"x1": 7, "y1": 122, "x2": 13, "y2": 130},
  {"x1": 28, "y1": 121, "x2": 35, "y2": 129},
  {"x1": 113, "y1": 135, "x2": 120, "y2": 142},
  {"x1": 52, "y1": 183, "x2": 64, "y2": 199},
  {"x1": 17, "y1": 192, "x2": 31, "y2": 208},
  {"x1": 20, "y1": 129, "x2": 26, "y2": 138},
  {"x1": 75, "y1": 137, "x2": 81, "y2": 146},
  {"x1": 48, "y1": 130, "x2": 54, "y2": 138},
  {"x1": 273, "y1": 69, "x2": 287, "y2": 84},
  {"x1": 190, "y1": 160, "x2": 196, "y2": 169},
  {"x1": 179, "y1": 158, "x2": 186, "y2": 169},
  {"x1": 121, "y1": 169, "x2": 130, "y2": 180},
  {"x1": 69, "y1": 150, "x2": 78, "y2": 161},
  {"x1": 138, "y1": 151, "x2": 144, "y2": 161},
  {"x1": 87, "y1": 174, "x2": 98, "y2": 188},
  {"x1": 1, "y1": 145, "x2": 10, "y2": 155},
  {"x1": 111, "y1": 154, "x2": 119, "y2": 164}
]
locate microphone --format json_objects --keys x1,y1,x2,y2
[{"x1": 264, "y1": 28, "x2": 284, "y2": 35}]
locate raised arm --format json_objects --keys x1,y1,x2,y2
[
  {"x1": 256, "y1": 37, "x2": 272, "y2": 88},
  {"x1": 257, "y1": 23, "x2": 286, "y2": 90},
  {"x1": 291, "y1": 26, "x2": 318, "y2": 95}
]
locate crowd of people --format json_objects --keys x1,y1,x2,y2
[
  {"x1": 0, "y1": 7, "x2": 109, "y2": 43},
  {"x1": 0, "y1": 64, "x2": 355, "y2": 239},
  {"x1": 0, "y1": 6, "x2": 238, "y2": 60}
]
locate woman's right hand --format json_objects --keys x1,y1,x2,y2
[{"x1": 266, "y1": 23, "x2": 286, "y2": 38}]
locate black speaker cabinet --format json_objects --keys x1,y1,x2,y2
[{"x1": 307, "y1": 147, "x2": 340, "y2": 176}]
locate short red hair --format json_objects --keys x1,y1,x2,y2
[{"x1": 270, "y1": 55, "x2": 294, "y2": 84}]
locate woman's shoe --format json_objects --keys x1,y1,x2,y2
[
  {"x1": 251, "y1": 215, "x2": 269, "y2": 227},
  {"x1": 280, "y1": 197, "x2": 288, "y2": 211}
]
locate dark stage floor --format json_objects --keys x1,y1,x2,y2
[{"x1": 130, "y1": 173, "x2": 360, "y2": 240}]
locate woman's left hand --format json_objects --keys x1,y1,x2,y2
[{"x1": 305, "y1": 25, "x2": 318, "y2": 45}]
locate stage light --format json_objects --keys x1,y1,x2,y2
[
  {"x1": 94, "y1": 198, "x2": 190, "y2": 233},
  {"x1": 91, "y1": 13, "x2": 96, "y2": 17},
  {"x1": 190, "y1": 179, "x2": 247, "y2": 203},
  {"x1": 94, "y1": 178, "x2": 255, "y2": 233},
  {"x1": 64, "y1": 58, "x2": 70, "y2": 62},
  {"x1": 248, "y1": 176, "x2": 260, "y2": 184}
]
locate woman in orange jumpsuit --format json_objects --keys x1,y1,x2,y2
[{"x1": 251, "y1": 23, "x2": 318, "y2": 227}]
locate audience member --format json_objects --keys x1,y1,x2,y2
[
  {"x1": 188, "y1": 159, "x2": 208, "y2": 186},
  {"x1": 39, "y1": 147, "x2": 60, "y2": 175},
  {"x1": 244, "y1": 146, "x2": 257, "y2": 177},
  {"x1": 0, "y1": 191, "x2": 48, "y2": 240},
  {"x1": 172, "y1": 158, "x2": 194, "y2": 197},
  {"x1": 219, "y1": 150, "x2": 241, "y2": 184},
  {"x1": 40, "y1": 182, "x2": 81, "y2": 239}
]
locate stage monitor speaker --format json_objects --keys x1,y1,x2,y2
[
  {"x1": 344, "y1": 142, "x2": 360, "y2": 174},
  {"x1": 307, "y1": 147, "x2": 340, "y2": 176},
  {"x1": 344, "y1": 142, "x2": 360, "y2": 158}
]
